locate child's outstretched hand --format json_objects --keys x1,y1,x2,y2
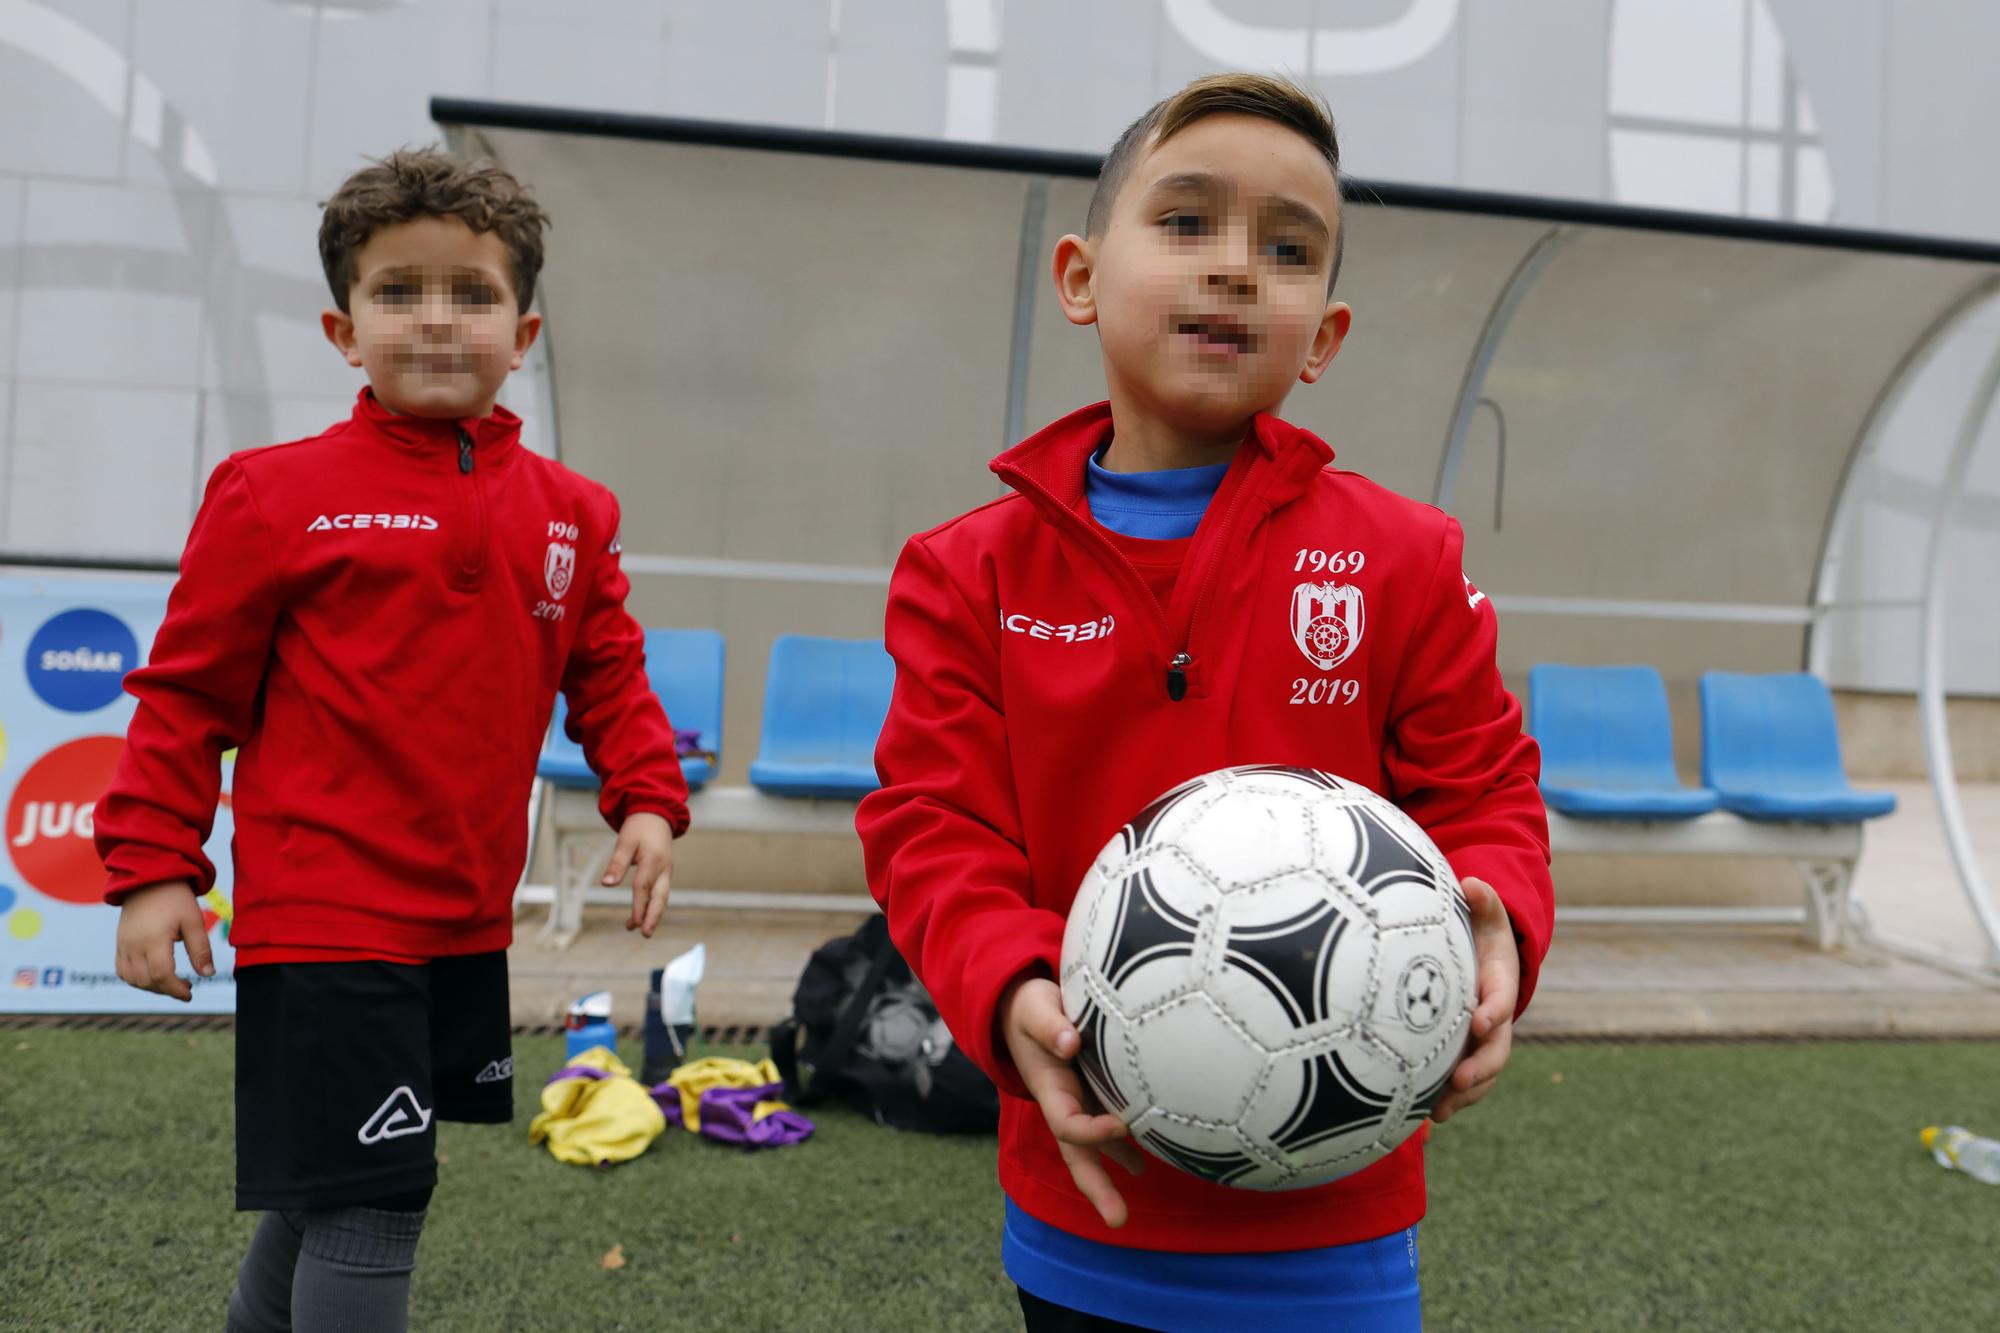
[
  {"x1": 601, "y1": 811, "x2": 673, "y2": 936},
  {"x1": 1429, "y1": 876, "x2": 1518, "y2": 1125},
  {"x1": 999, "y1": 972, "x2": 1146, "y2": 1228},
  {"x1": 114, "y1": 880, "x2": 214, "y2": 1002}
]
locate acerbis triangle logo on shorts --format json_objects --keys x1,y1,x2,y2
[
  {"x1": 358, "y1": 1086, "x2": 433, "y2": 1145},
  {"x1": 473, "y1": 1056, "x2": 513, "y2": 1084}
]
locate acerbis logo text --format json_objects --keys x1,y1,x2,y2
[
  {"x1": 306, "y1": 513, "x2": 439, "y2": 532},
  {"x1": 1001, "y1": 611, "x2": 1115, "y2": 644}
]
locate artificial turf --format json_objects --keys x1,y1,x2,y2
[{"x1": 2, "y1": 1031, "x2": 1995, "y2": 1330}]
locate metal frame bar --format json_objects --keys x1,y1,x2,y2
[
  {"x1": 1803, "y1": 276, "x2": 2000, "y2": 972},
  {"x1": 1003, "y1": 177, "x2": 1049, "y2": 451},
  {"x1": 1915, "y1": 336, "x2": 2000, "y2": 967},
  {"x1": 1492, "y1": 595, "x2": 1811, "y2": 623},
  {"x1": 1795, "y1": 280, "x2": 2000, "y2": 972},
  {"x1": 619, "y1": 554, "x2": 891, "y2": 586},
  {"x1": 1546, "y1": 810, "x2": 1860, "y2": 859},
  {"x1": 515, "y1": 885, "x2": 877, "y2": 915},
  {"x1": 430, "y1": 98, "x2": 2000, "y2": 266},
  {"x1": 1433, "y1": 226, "x2": 1571, "y2": 510},
  {"x1": 1852, "y1": 926, "x2": 2000, "y2": 989},
  {"x1": 1559, "y1": 907, "x2": 1805, "y2": 927},
  {"x1": 1808, "y1": 274, "x2": 2000, "y2": 670},
  {"x1": 451, "y1": 124, "x2": 568, "y2": 467}
]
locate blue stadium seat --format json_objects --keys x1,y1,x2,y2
[
  {"x1": 1528, "y1": 664, "x2": 1719, "y2": 820},
  {"x1": 1699, "y1": 671, "x2": 1896, "y2": 823},
  {"x1": 747, "y1": 634, "x2": 894, "y2": 799},
  {"x1": 538, "y1": 628, "x2": 726, "y2": 793}
]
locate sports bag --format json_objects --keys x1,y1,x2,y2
[{"x1": 769, "y1": 914, "x2": 999, "y2": 1134}]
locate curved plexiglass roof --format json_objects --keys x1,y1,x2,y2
[
  {"x1": 433, "y1": 97, "x2": 2000, "y2": 683},
  {"x1": 436, "y1": 98, "x2": 2000, "y2": 961}
]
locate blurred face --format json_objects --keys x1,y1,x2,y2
[
  {"x1": 1055, "y1": 113, "x2": 1350, "y2": 444},
  {"x1": 322, "y1": 215, "x2": 540, "y2": 420}
]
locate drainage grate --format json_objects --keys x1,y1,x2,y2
[
  {"x1": 1516, "y1": 1028, "x2": 1999, "y2": 1045},
  {"x1": 0, "y1": 1013, "x2": 235, "y2": 1033},
  {"x1": 6, "y1": 1014, "x2": 1991, "y2": 1046},
  {"x1": 505, "y1": 1021, "x2": 777, "y2": 1046}
]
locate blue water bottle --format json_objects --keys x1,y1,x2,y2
[{"x1": 564, "y1": 990, "x2": 617, "y2": 1060}]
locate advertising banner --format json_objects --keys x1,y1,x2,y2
[{"x1": 1, "y1": 571, "x2": 237, "y2": 1013}]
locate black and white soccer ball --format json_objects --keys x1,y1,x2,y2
[{"x1": 1060, "y1": 765, "x2": 1476, "y2": 1191}]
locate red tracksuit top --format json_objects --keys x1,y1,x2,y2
[
  {"x1": 857, "y1": 401, "x2": 1552, "y2": 1253},
  {"x1": 95, "y1": 388, "x2": 689, "y2": 965}
]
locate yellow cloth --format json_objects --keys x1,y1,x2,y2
[
  {"x1": 527, "y1": 1047, "x2": 666, "y2": 1166},
  {"x1": 661, "y1": 1056, "x2": 788, "y2": 1132}
]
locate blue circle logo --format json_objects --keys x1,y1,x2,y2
[{"x1": 26, "y1": 609, "x2": 139, "y2": 712}]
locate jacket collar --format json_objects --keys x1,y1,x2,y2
[
  {"x1": 351, "y1": 387, "x2": 523, "y2": 462},
  {"x1": 990, "y1": 401, "x2": 1333, "y2": 516}
]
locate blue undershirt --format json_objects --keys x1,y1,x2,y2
[
  {"x1": 1084, "y1": 448, "x2": 1231, "y2": 540},
  {"x1": 1023, "y1": 447, "x2": 1422, "y2": 1331},
  {"x1": 1004, "y1": 1201, "x2": 1420, "y2": 1332}
]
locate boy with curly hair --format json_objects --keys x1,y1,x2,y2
[{"x1": 96, "y1": 148, "x2": 689, "y2": 1331}]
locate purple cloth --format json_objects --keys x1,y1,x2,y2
[
  {"x1": 650, "y1": 1080, "x2": 814, "y2": 1148},
  {"x1": 546, "y1": 1064, "x2": 611, "y2": 1085}
]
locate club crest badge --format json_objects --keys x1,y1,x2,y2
[
  {"x1": 544, "y1": 541, "x2": 576, "y2": 600},
  {"x1": 1291, "y1": 580, "x2": 1365, "y2": 671}
]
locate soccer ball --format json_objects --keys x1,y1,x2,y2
[{"x1": 1059, "y1": 765, "x2": 1476, "y2": 1191}]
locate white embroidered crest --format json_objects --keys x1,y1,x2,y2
[
  {"x1": 543, "y1": 542, "x2": 576, "y2": 600},
  {"x1": 1290, "y1": 581, "x2": 1365, "y2": 671}
]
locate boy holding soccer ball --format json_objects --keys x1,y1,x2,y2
[{"x1": 857, "y1": 74, "x2": 1552, "y2": 1330}]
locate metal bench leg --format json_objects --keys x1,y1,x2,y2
[
  {"x1": 533, "y1": 827, "x2": 571, "y2": 948},
  {"x1": 1795, "y1": 858, "x2": 1856, "y2": 951},
  {"x1": 512, "y1": 778, "x2": 550, "y2": 922},
  {"x1": 538, "y1": 827, "x2": 590, "y2": 950}
]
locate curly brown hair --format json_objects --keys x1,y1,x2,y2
[{"x1": 318, "y1": 147, "x2": 550, "y2": 313}]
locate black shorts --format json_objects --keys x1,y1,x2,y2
[{"x1": 234, "y1": 951, "x2": 513, "y2": 1212}]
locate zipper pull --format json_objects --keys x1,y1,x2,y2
[
  {"x1": 1166, "y1": 652, "x2": 1192, "y2": 702},
  {"x1": 456, "y1": 427, "x2": 474, "y2": 474}
]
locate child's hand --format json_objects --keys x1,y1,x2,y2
[
  {"x1": 602, "y1": 811, "x2": 673, "y2": 936},
  {"x1": 1429, "y1": 876, "x2": 1518, "y2": 1125},
  {"x1": 999, "y1": 972, "x2": 1146, "y2": 1228},
  {"x1": 114, "y1": 881, "x2": 214, "y2": 1003}
]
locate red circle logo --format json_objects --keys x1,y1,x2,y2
[{"x1": 6, "y1": 736, "x2": 124, "y2": 905}]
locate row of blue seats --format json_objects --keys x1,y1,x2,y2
[
  {"x1": 543, "y1": 639, "x2": 1893, "y2": 827},
  {"x1": 539, "y1": 631, "x2": 893, "y2": 800},
  {"x1": 1530, "y1": 665, "x2": 1896, "y2": 824}
]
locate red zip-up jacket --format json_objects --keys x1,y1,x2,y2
[
  {"x1": 857, "y1": 402, "x2": 1552, "y2": 1253},
  {"x1": 96, "y1": 388, "x2": 688, "y2": 965}
]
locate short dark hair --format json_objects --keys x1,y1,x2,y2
[
  {"x1": 319, "y1": 147, "x2": 550, "y2": 314},
  {"x1": 1086, "y1": 72, "x2": 1346, "y2": 293}
]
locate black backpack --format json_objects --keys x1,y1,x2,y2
[{"x1": 770, "y1": 914, "x2": 999, "y2": 1134}]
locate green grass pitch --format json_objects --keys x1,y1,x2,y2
[{"x1": 2, "y1": 1032, "x2": 1994, "y2": 1330}]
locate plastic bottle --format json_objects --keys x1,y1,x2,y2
[
  {"x1": 1921, "y1": 1125, "x2": 2000, "y2": 1184},
  {"x1": 565, "y1": 990, "x2": 617, "y2": 1061}
]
